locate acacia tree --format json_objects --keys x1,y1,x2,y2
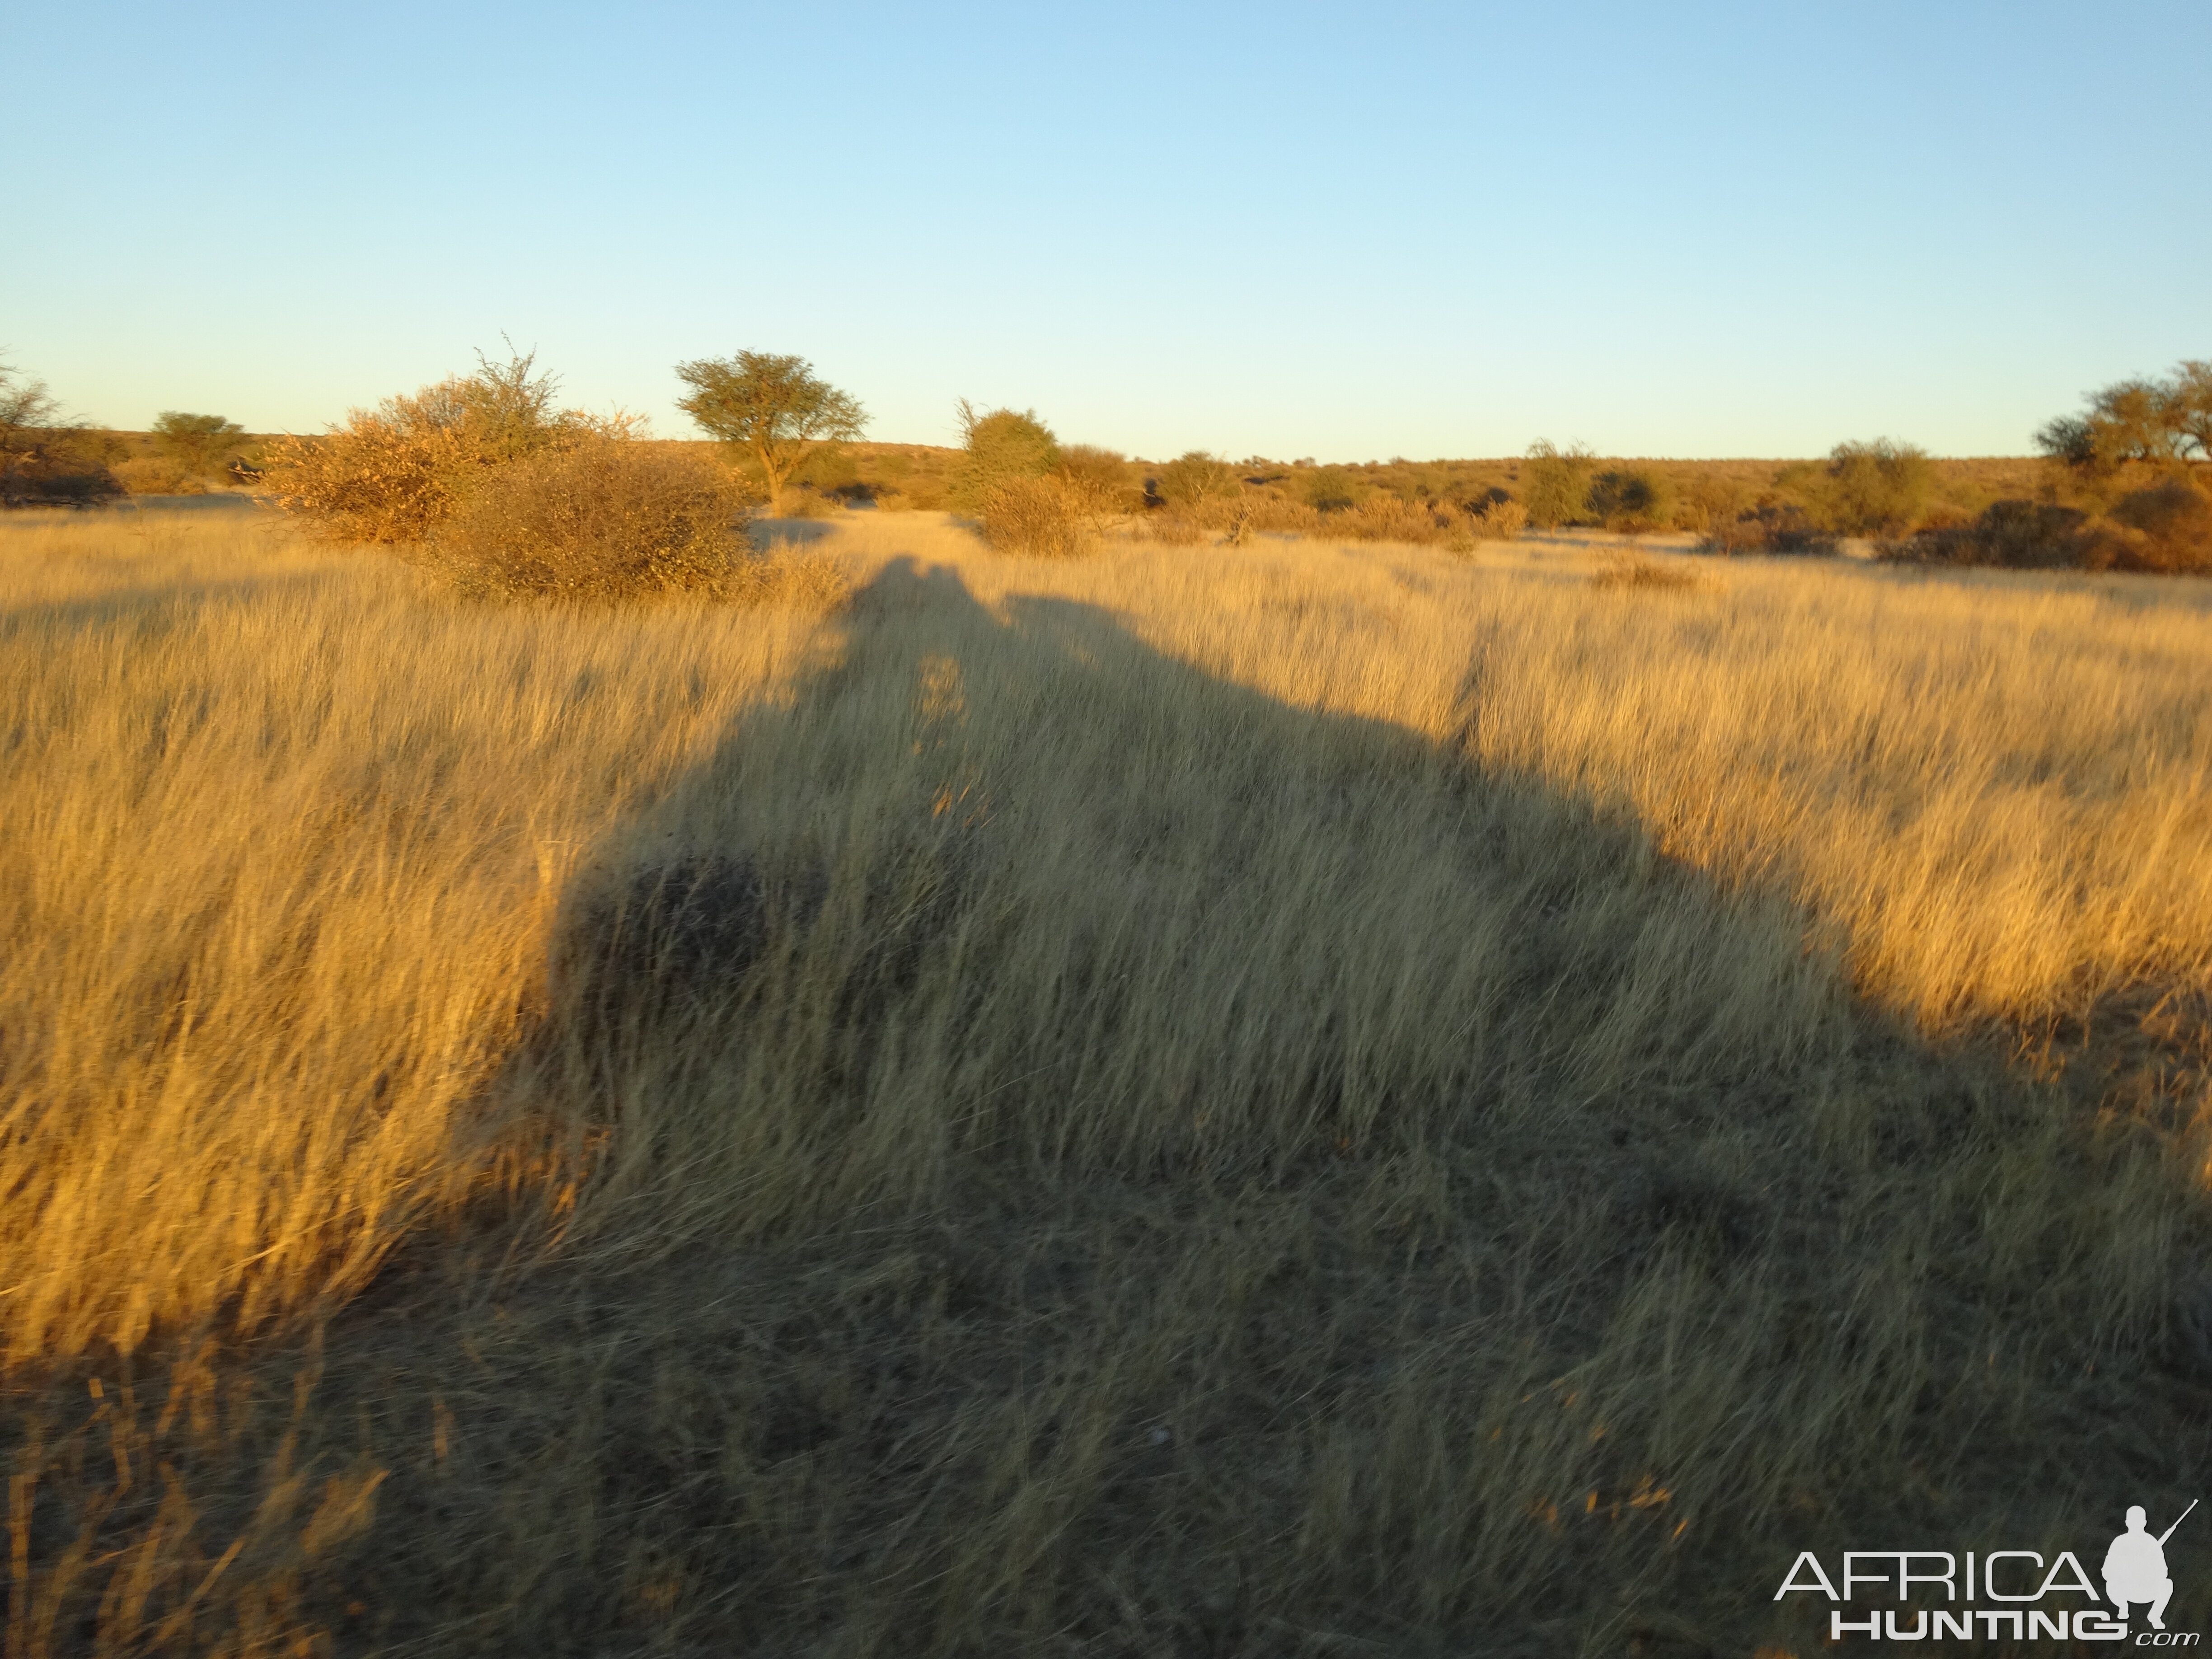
[
  {"x1": 152, "y1": 412, "x2": 246, "y2": 476},
  {"x1": 673, "y1": 352, "x2": 866, "y2": 515},
  {"x1": 2037, "y1": 359, "x2": 2212, "y2": 472}
]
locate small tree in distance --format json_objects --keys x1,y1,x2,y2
[
  {"x1": 2037, "y1": 359, "x2": 2211, "y2": 474},
  {"x1": 152, "y1": 412, "x2": 246, "y2": 478},
  {"x1": 674, "y1": 352, "x2": 866, "y2": 516}
]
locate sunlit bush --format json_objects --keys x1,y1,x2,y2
[
  {"x1": 1522, "y1": 441, "x2": 1593, "y2": 528},
  {"x1": 262, "y1": 351, "x2": 584, "y2": 544},
  {"x1": 948, "y1": 404, "x2": 1059, "y2": 513},
  {"x1": 1819, "y1": 439, "x2": 1933, "y2": 535},
  {"x1": 426, "y1": 437, "x2": 764, "y2": 600},
  {"x1": 975, "y1": 475, "x2": 1102, "y2": 558}
]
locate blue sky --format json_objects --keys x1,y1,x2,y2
[{"x1": 6, "y1": 2, "x2": 2207, "y2": 459}]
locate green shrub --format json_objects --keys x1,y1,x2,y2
[
  {"x1": 1881, "y1": 481, "x2": 2211, "y2": 575},
  {"x1": 1155, "y1": 450, "x2": 1239, "y2": 515},
  {"x1": 1700, "y1": 501, "x2": 1833, "y2": 556},
  {"x1": 151, "y1": 412, "x2": 247, "y2": 478},
  {"x1": 1883, "y1": 500, "x2": 2082, "y2": 568},
  {"x1": 1820, "y1": 439, "x2": 1932, "y2": 535},
  {"x1": 1521, "y1": 441, "x2": 1593, "y2": 529},
  {"x1": 949, "y1": 404, "x2": 1059, "y2": 512},
  {"x1": 2097, "y1": 476, "x2": 2212, "y2": 572},
  {"x1": 1300, "y1": 464, "x2": 1368, "y2": 512},
  {"x1": 1589, "y1": 466, "x2": 1678, "y2": 533},
  {"x1": 426, "y1": 436, "x2": 760, "y2": 600}
]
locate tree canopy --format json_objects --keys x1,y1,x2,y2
[
  {"x1": 152, "y1": 412, "x2": 247, "y2": 476},
  {"x1": 673, "y1": 352, "x2": 866, "y2": 515},
  {"x1": 2037, "y1": 360, "x2": 2212, "y2": 473}
]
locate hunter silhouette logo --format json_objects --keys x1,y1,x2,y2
[
  {"x1": 2108, "y1": 1501, "x2": 2196, "y2": 1632},
  {"x1": 1775, "y1": 1499, "x2": 2200, "y2": 1643}
]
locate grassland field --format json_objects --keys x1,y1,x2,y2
[{"x1": 4, "y1": 504, "x2": 2211, "y2": 1656}]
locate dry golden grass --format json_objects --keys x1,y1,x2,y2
[
  {"x1": 1587, "y1": 551, "x2": 1710, "y2": 592},
  {"x1": 4, "y1": 508, "x2": 2210, "y2": 1656}
]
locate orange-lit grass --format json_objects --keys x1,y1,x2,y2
[
  {"x1": 816, "y1": 515, "x2": 2212, "y2": 1052},
  {"x1": 5, "y1": 507, "x2": 2210, "y2": 1655},
  {"x1": 0, "y1": 511, "x2": 836, "y2": 1359}
]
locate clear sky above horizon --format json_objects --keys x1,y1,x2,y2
[{"x1": 7, "y1": 1, "x2": 2208, "y2": 460}]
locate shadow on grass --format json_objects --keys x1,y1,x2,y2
[{"x1": 12, "y1": 558, "x2": 2212, "y2": 1658}]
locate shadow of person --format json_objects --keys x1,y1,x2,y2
[
  {"x1": 313, "y1": 553, "x2": 2206, "y2": 1657},
  {"x1": 530, "y1": 553, "x2": 1839, "y2": 1226}
]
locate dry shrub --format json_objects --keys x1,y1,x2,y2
[
  {"x1": 1340, "y1": 494, "x2": 1461, "y2": 544},
  {"x1": 1471, "y1": 498, "x2": 1528, "y2": 541},
  {"x1": 261, "y1": 351, "x2": 579, "y2": 544},
  {"x1": 1590, "y1": 551, "x2": 1709, "y2": 591},
  {"x1": 1706, "y1": 501, "x2": 1834, "y2": 555},
  {"x1": 1190, "y1": 491, "x2": 1503, "y2": 549},
  {"x1": 428, "y1": 438, "x2": 764, "y2": 600},
  {"x1": 1885, "y1": 499, "x2": 2088, "y2": 568},
  {"x1": 975, "y1": 476, "x2": 1103, "y2": 558},
  {"x1": 1884, "y1": 482, "x2": 2212, "y2": 574},
  {"x1": 2098, "y1": 474, "x2": 2212, "y2": 572},
  {"x1": 112, "y1": 455, "x2": 206, "y2": 496},
  {"x1": 1154, "y1": 450, "x2": 1239, "y2": 514},
  {"x1": 1058, "y1": 444, "x2": 1143, "y2": 516},
  {"x1": 1243, "y1": 496, "x2": 1325, "y2": 537},
  {"x1": 1137, "y1": 508, "x2": 1210, "y2": 546}
]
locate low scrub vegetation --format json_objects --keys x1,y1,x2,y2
[
  {"x1": 0, "y1": 355, "x2": 122, "y2": 506},
  {"x1": 262, "y1": 349, "x2": 588, "y2": 544},
  {"x1": 260, "y1": 351, "x2": 834, "y2": 602},
  {"x1": 951, "y1": 405, "x2": 1142, "y2": 557},
  {"x1": 431, "y1": 437, "x2": 790, "y2": 600},
  {"x1": 1887, "y1": 474, "x2": 2212, "y2": 573},
  {"x1": 1589, "y1": 550, "x2": 1708, "y2": 590}
]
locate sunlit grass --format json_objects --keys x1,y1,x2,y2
[{"x1": 4, "y1": 508, "x2": 2209, "y2": 1655}]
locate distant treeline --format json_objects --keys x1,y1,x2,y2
[{"x1": 6, "y1": 344, "x2": 2205, "y2": 572}]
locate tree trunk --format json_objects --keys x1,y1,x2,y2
[{"x1": 757, "y1": 440, "x2": 784, "y2": 516}]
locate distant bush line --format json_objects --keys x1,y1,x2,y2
[{"x1": 10, "y1": 341, "x2": 2207, "y2": 573}]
